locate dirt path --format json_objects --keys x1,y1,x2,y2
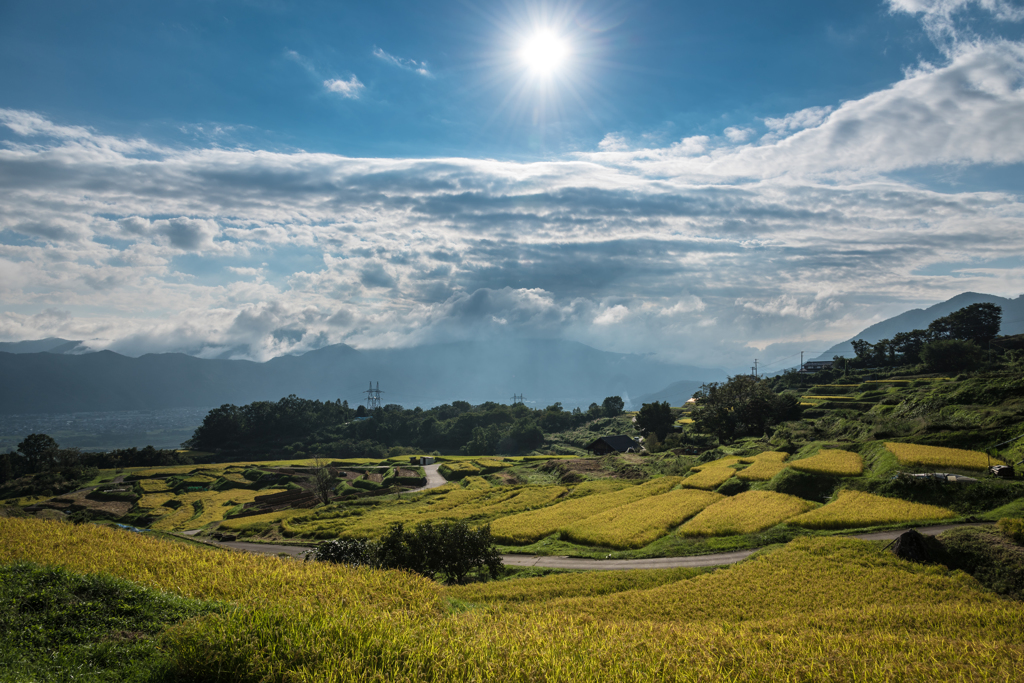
[{"x1": 198, "y1": 522, "x2": 996, "y2": 569}]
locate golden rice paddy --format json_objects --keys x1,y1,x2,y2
[
  {"x1": 789, "y1": 490, "x2": 957, "y2": 529},
  {"x1": 885, "y1": 442, "x2": 1006, "y2": 471},
  {"x1": 790, "y1": 449, "x2": 864, "y2": 476}
]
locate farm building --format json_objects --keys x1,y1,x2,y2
[
  {"x1": 586, "y1": 435, "x2": 642, "y2": 455},
  {"x1": 800, "y1": 360, "x2": 833, "y2": 373}
]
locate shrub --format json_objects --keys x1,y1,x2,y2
[
  {"x1": 309, "y1": 521, "x2": 503, "y2": 585},
  {"x1": 998, "y1": 517, "x2": 1024, "y2": 545}
]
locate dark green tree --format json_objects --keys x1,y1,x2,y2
[
  {"x1": 635, "y1": 401, "x2": 675, "y2": 441},
  {"x1": 690, "y1": 375, "x2": 800, "y2": 443},
  {"x1": 920, "y1": 339, "x2": 985, "y2": 373},
  {"x1": 17, "y1": 434, "x2": 59, "y2": 473},
  {"x1": 601, "y1": 396, "x2": 625, "y2": 417},
  {"x1": 929, "y1": 303, "x2": 1001, "y2": 344},
  {"x1": 328, "y1": 521, "x2": 503, "y2": 584}
]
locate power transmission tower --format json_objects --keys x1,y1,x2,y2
[
  {"x1": 510, "y1": 393, "x2": 525, "y2": 405},
  {"x1": 364, "y1": 381, "x2": 383, "y2": 410}
]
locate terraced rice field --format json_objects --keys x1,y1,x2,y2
[
  {"x1": 885, "y1": 442, "x2": 1005, "y2": 471},
  {"x1": 138, "y1": 478, "x2": 172, "y2": 492},
  {"x1": 678, "y1": 490, "x2": 816, "y2": 537},
  {"x1": 145, "y1": 488, "x2": 288, "y2": 531},
  {"x1": 679, "y1": 467, "x2": 735, "y2": 490},
  {"x1": 735, "y1": 451, "x2": 789, "y2": 481},
  {"x1": 789, "y1": 490, "x2": 957, "y2": 530},
  {"x1": 279, "y1": 484, "x2": 571, "y2": 539},
  {"x1": 560, "y1": 489, "x2": 723, "y2": 549},
  {"x1": 790, "y1": 449, "x2": 864, "y2": 476},
  {"x1": 490, "y1": 478, "x2": 683, "y2": 544}
]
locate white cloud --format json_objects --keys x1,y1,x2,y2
[
  {"x1": 763, "y1": 106, "x2": 833, "y2": 135},
  {"x1": 668, "y1": 135, "x2": 710, "y2": 156},
  {"x1": 373, "y1": 47, "x2": 432, "y2": 77},
  {"x1": 889, "y1": 0, "x2": 1024, "y2": 47},
  {"x1": 324, "y1": 76, "x2": 365, "y2": 98},
  {"x1": 598, "y1": 133, "x2": 629, "y2": 151},
  {"x1": 593, "y1": 305, "x2": 630, "y2": 325},
  {"x1": 723, "y1": 127, "x2": 755, "y2": 143},
  {"x1": 1, "y1": 74, "x2": 1023, "y2": 369}
]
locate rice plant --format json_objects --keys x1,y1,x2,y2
[
  {"x1": 789, "y1": 490, "x2": 957, "y2": 529},
  {"x1": 885, "y1": 442, "x2": 1005, "y2": 471},
  {"x1": 790, "y1": 449, "x2": 864, "y2": 476},
  {"x1": 678, "y1": 490, "x2": 816, "y2": 537}
]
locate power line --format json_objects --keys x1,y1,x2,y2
[{"x1": 363, "y1": 381, "x2": 383, "y2": 410}]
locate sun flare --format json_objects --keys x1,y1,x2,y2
[{"x1": 520, "y1": 30, "x2": 568, "y2": 76}]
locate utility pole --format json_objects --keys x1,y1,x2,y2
[
  {"x1": 800, "y1": 351, "x2": 804, "y2": 372},
  {"x1": 753, "y1": 359, "x2": 758, "y2": 377}
]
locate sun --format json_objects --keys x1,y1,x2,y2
[{"x1": 520, "y1": 29, "x2": 569, "y2": 76}]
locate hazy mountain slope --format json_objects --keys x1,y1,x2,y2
[
  {"x1": 633, "y1": 380, "x2": 707, "y2": 407},
  {"x1": 0, "y1": 340, "x2": 724, "y2": 415},
  {"x1": 816, "y1": 292, "x2": 1024, "y2": 360},
  {"x1": 0, "y1": 338, "x2": 82, "y2": 354}
]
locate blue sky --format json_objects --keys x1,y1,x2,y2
[{"x1": 1, "y1": 0, "x2": 1023, "y2": 373}]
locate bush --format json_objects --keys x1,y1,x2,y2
[
  {"x1": 998, "y1": 517, "x2": 1024, "y2": 545},
  {"x1": 306, "y1": 538, "x2": 376, "y2": 566},
  {"x1": 308, "y1": 521, "x2": 503, "y2": 584},
  {"x1": 715, "y1": 477, "x2": 749, "y2": 496},
  {"x1": 759, "y1": 468, "x2": 841, "y2": 503},
  {"x1": 937, "y1": 527, "x2": 1024, "y2": 599}
]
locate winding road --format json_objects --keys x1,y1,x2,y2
[
  {"x1": 186, "y1": 465, "x2": 993, "y2": 568},
  {"x1": 203, "y1": 522, "x2": 994, "y2": 567}
]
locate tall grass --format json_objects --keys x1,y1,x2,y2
[{"x1": 3, "y1": 519, "x2": 1023, "y2": 682}]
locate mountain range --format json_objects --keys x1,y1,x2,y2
[
  {"x1": 0, "y1": 339, "x2": 724, "y2": 415},
  {"x1": 2, "y1": 291, "x2": 1021, "y2": 415},
  {"x1": 814, "y1": 292, "x2": 1024, "y2": 360}
]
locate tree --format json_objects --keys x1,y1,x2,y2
[
  {"x1": 315, "y1": 521, "x2": 503, "y2": 584},
  {"x1": 635, "y1": 401, "x2": 675, "y2": 441},
  {"x1": 690, "y1": 375, "x2": 800, "y2": 443},
  {"x1": 929, "y1": 302, "x2": 1001, "y2": 344},
  {"x1": 17, "y1": 434, "x2": 59, "y2": 473},
  {"x1": 602, "y1": 396, "x2": 625, "y2": 417},
  {"x1": 310, "y1": 455, "x2": 336, "y2": 505},
  {"x1": 920, "y1": 339, "x2": 985, "y2": 373}
]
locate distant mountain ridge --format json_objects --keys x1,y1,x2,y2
[
  {"x1": 0, "y1": 337, "x2": 83, "y2": 355},
  {"x1": 0, "y1": 339, "x2": 726, "y2": 415},
  {"x1": 815, "y1": 292, "x2": 1024, "y2": 361}
]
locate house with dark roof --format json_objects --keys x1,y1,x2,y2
[{"x1": 586, "y1": 435, "x2": 641, "y2": 455}]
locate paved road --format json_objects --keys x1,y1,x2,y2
[
  {"x1": 502, "y1": 549, "x2": 758, "y2": 570},
  {"x1": 196, "y1": 522, "x2": 996, "y2": 569},
  {"x1": 407, "y1": 464, "x2": 446, "y2": 493}
]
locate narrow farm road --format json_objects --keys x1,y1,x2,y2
[
  {"x1": 407, "y1": 464, "x2": 446, "y2": 492},
  {"x1": 201, "y1": 522, "x2": 996, "y2": 568},
  {"x1": 501, "y1": 523, "x2": 996, "y2": 570}
]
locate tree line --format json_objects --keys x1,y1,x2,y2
[
  {"x1": 848, "y1": 303, "x2": 1001, "y2": 370},
  {"x1": 0, "y1": 434, "x2": 194, "y2": 495},
  {"x1": 185, "y1": 394, "x2": 628, "y2": 457}
]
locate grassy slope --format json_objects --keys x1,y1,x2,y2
[
  {"x1": 0, "y1": 560, "x2": 220, "y2": 683},
  {"x1": 3, "y1": 519, "x2": 1024, "y2": 682}
]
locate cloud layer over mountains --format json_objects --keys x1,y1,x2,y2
[{"x1": 1, "y1": 1, "x2": 1022, "y2": 372}]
